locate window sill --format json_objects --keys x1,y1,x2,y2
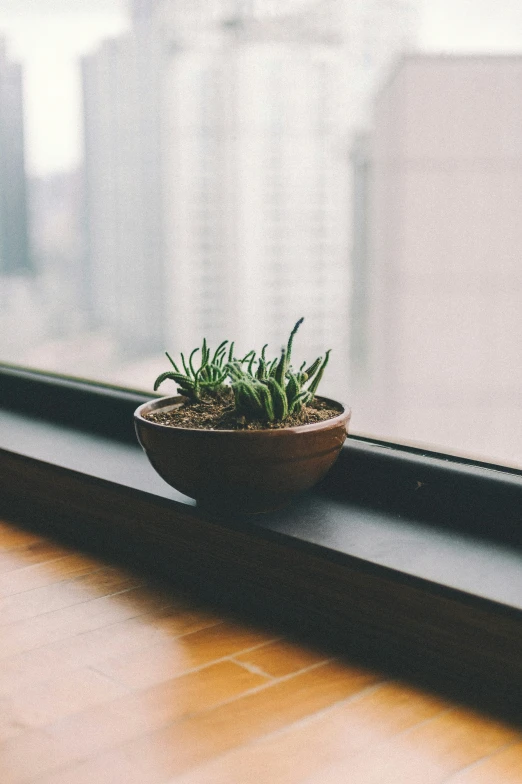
[{"x1": 1, "y1": 364, "x2": 522, "y2": 720}]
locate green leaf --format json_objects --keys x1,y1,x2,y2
[
  {"x1": 256, "y1": 358, "x2": 267, "y2": 381},
  {"x1": 307, "y1": 350, "x2": 331, "y2": 396},
  {"x1": 165, "y1": 352, "x2": 180, "y2": 373},
  {"x1": 153, "y1": 371, "x2": 176, "y2": 391},
  {"x1": 267, "y1": 377, "x2": 288, "y2": 420},
  {"x1": 233, "y1": 380, "x2": 260, "y2": 417},
  {"x1": 231, "y1": 380, "x2": 245, "y2": 412},
  {"x1": 200, "y1": 366, "x2": 227, "y2": 387},
  {"x1": 212, "y1": 340, "x2": 228, "y2": 366},
  {"x1": 289, "y1": 389, "x2": 312, "y2": 414},
  {"x1": 268, "y1": 358, "x2": 279, "y2": 377},
  {"x1": 158, "y1": 340, "x2": 230, "y2": 400},
  {"x1": 286, "y1": 317, "x2": 304, "y2": 366},
  {"x1": 154, "y1": 371, "x2": 193, "y2": 392},
  {"x1": 301, "y1": 356, "x2": 321, "y2": 383},
  {"x1": 225, "y1": 360, "x2": 243, "y2": 382},
  {"x1": 201, "y1": 338, "x2": 209, "y2": 366},
  {"x1": 285, "y1": 371, "x2": 301, "y2": 407},
  {"x1": 180, "y1": 352, "x2": 190, "y2": 377},
  {"x1": 257, "y1": 380, "x2": 275, "y2": 420},
  {"x1": 274, "y1": 348, "x2": 287, "y2": 386},
  {"x1": 188, "y1": 347, "x2": 199, "y2": 378},
  {"x1": 245, "y1": 380, "x2": 264, "y2": 412}
]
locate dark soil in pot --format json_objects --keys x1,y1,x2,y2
[{"x1": 143, "y1": 388, "x2": 341, "y2": 431}]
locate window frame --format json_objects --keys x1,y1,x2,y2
[{"x1": 1, "y1": 362, "x2": 522, "y2": 721}]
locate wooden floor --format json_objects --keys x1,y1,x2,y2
[{"x1": 1, "y1": 518, "x2": 522, "y2": 784}]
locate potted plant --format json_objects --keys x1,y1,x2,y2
[{"x1": 134, "y1": 318, "x2": 350, "y2": 513}]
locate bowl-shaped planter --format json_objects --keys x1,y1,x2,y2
[{"x1": 134, "y1": 395, "x2": 351, "y2": 514}]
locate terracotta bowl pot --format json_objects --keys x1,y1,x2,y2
[{"x1": 134, "y1": 395, "x2": 351, "y2": 514}]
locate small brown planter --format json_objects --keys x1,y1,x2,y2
[{"x1": 134, "y1": 395, "x2": 351, "y2": 514}]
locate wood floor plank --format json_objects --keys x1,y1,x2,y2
[
  {"x1": 302, "y1": 707, "x2": 522, "y2": 784},
  {"x1": 0, "y1": 660, "x2": 268, "y2": 783},
  {"x1": 0, "y1": 567, "x2": 144, "y2": 626},
  {"x1": 0, "y1": 524, "x2": 42, "y2": 551},
  {"x1": 0, "y1": 541, "x2": 72, "y2": 575},
  {"x1": 93, "y1": 620, "x2": 279, "y2": 690},
  {"x1": 0, "y1": 553, "x2": 102, "y2": 599},
  {"x1": 170, "y1": 681, "x2": 449, "y2": 784},
  {"x1": 1, "y1": 518, "x2": 521, "y2": 784},
  {"x1": 232, "y1": 638, "x2": 329, "y2": 678},
  {"x1": 0, "y1": 727, "x2": 74, "y2": 784},
  {"x1": 30, "y1": 661, "x2": 381, "y2": 784},
  {"x1": 0, "y1": 666, "x2": 131, "y2": 742},
  {"x1": 443, "y1": 740, "x2": 522, "y2": 783},
  {"x1": 0, "y1": 605, "x2": 222, "y2": 695},
  {"x1": 0, "y1": 591, "x2": 203, "y2": 660},
  {"x1": 55, "y1": 659, "x2": 268, "y2": 750}
]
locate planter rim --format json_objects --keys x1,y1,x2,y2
[{"x1": 134, "y1": 394, "x2": 351, "y2": 436}]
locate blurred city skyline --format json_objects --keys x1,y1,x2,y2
[
  {"x1": 0, "y1": 0, "x2": 521, "y2": 468},
  {"x1": 0, "y1": 0, "x2": 522, "y2": 174}
]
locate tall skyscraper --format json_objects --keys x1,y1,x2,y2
[
  {"x1": 82, "y1": 0, "x2": 415, "y2": 389},
  {"x1": 163, "y1": 17, "x2": 349, "y2": 365},
  {"x1": 82, "y1": 24, "x2": 166, "y2": 355},
  {"x1": 0, "y1": 39, "x2": 31, "y2": 276},
  {"x1": 161, "y1": 1, "x2": 416, "y2": 392},
  {"x1": 351, "y1": 55, "x2": 522, "y2": 465}
]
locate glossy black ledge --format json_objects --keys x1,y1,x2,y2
[{"x1": 1, "y1": 363, "x2": 522, "y2": 721}]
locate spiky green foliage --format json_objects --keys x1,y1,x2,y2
[
  {"x1": 154, "y1": 338, "x2": 231, "y2": 401},
  {"x1": 226, "y1": 318, "x2": 331, "y2": 422},
  {"x1": 154, "y1": 319, "x2": 331, "y2": 422}
]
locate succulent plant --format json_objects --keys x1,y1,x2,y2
[
  {"x1": 154, "y1": 338, "x2": 233, "y2": 401},
  {"x1": 154, "y1": 318, "x2": 330, "y2": 422},
  {"x1": 226, "y1": 318, "x2": 330, "y2": 422}
]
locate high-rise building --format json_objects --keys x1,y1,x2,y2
[
  {"x1": 0, "y1": 39, "x2": 31, "y2": 276},
  {"x1": 82, "y1": 0, "x2": 415, "y2": 387},
  {"x1": 163, "y1": 19, "x2": 349, "y2": 364},
  {"x1": 161, "y1": 1, "x2": 416, "y2": 393},
  {"x1": 351, "y1": 55, "x2": 522, "y2": 465},
  {"x1": 28, "y1": 170, "x2": 86, "y2": 337},
  {"x1": 82, "y1": 23, "x2": 166, "y2": 355}
]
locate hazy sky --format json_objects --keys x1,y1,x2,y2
[{"x1": 1, "y1": 0, "x2": 522, "y2": 175}]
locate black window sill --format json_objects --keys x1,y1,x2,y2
[{"x1": 1, "y1": 363, "x2": 522, "y2": 721}]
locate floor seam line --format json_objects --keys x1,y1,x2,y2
[{"x1": 439, "y1": 737, "x2": 522, "y2": 784}]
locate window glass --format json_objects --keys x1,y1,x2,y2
[{"x1": 1, "y1": 0, "x2": 521, "y2": 468}]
